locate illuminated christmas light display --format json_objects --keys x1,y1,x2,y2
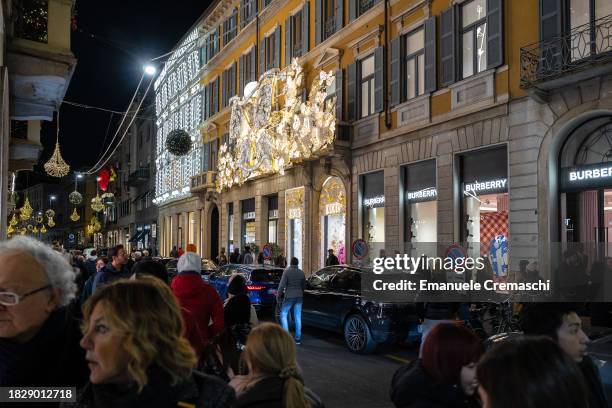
[
  {"x1": 153, "y1": 29, "x2": 203, "y2": 206},
  {"x1": 216, "y1": 59, "x2": 336, "y2": 191}
]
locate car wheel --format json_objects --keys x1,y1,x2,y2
[{"x1": 344, "y1": 314, "x2": 377, "y2": 354}]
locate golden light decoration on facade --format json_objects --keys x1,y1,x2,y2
[
  {"x1": 44, "y1": 113, "x2": 70, "y2": 177},
  {"x1": 45, "y1": 209, "x2": 55, "y2": 219},
  {"x1": 19, "y1": 228, "x2": 26, "y2": 235},
  {"x1": 70, "y1": 207, "x2": 80, "y2": 222},
  {"x1": 35, "y1": 214, "x2": 43, "y2": 224},
  {"x1": 7, "y1": 224, "x2": 14, "y2": 235},
  {"x1": 27, "y1": 224, "x2": 33, "y2": 231},
  {"x1": 9, "y1": 214, "x2": 18, "y2": 226},
  {"x1": 19, "y1": 197, "x2": 33, "y2": 221},
  {"x1": 91, "y1": 194, "x2": 104, "y2": 212},
  {"x1": 48, "y1": 218, "x2": 55, "y2": 228},
  {"x1": 217, "y1": 59, "x2": 336, "y2": 191},
  {"x1": 40, "y1": 224, "x2": 47, "y2": 234},
  {"x1": 32, "y1": 225, "x2": 39, "y2": 233}
]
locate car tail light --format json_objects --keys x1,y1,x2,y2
[{"x1": 247, "y1": 285, "x2": 266, "y2": 291}]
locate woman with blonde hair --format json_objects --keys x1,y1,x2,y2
[
  {"x1": 63, "y1": 276, "x2": 235, "y2": 408},
  {"x1": 231, "y1": 322, "x2": 322, "y2": 408}
]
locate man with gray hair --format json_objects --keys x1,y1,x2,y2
[{"x1": 0, "y1": 236, "x2": 88, "y2": 389}]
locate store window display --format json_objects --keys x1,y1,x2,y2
[
  {"x1": 286, "y1": 187, "x2": 305, "y2": 267},
  {"x1": 362, "y1": 171, "x2": 385, "y2": 243},
  {"x1": 241, "y1": 198, "x2": 256, "y2": 245},
  {"x1": 459, "y1": 146, "x2": 509, "y2": 279},
  {"x1": 403, "y1": 160, "x2": 437, "y2": 246},
  {"x1": 320, "y1": 177, "x2": 346, "y2": 267}
]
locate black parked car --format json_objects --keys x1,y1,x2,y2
[{"x1": 302, "y1": 265, "x2": 420, "y2": 354}]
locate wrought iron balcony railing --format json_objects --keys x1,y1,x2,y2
[
  {"x1": 127, "y1": 168, "x2": 150, "y2": 187},
  {"x1": 520, "y1": 13, "x2": 612, "y2": 89},
  {"x1": 324, "y1": 18, "x2": 336, "y2": 41}
]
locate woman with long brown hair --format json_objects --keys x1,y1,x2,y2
[
  {"x1": 231, "y1": 322, "x2": 322, "y2": 408},
  {"x1": 62, "y1": 276, "x2": 234, "y2": 408}
]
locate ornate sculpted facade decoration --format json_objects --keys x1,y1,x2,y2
[{"x1": 217, "y1": 59, "x2": 336, "y2": 191}]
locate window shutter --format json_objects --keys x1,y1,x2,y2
[
  {"x1": 347, "y1": 62, "x2": 357, "y2": 121},
  {"x1": 302, "y1": 3, "x2": 310, "y2": 55},
  {"x1": 213, "y1": 79, "x2": 218, "y2": 115},
  {"x1": 440, "y1": 6, "x2": 456, "y2": 87},
  {"x1": 222, "y1": 70, "x2": 227, "y2": 107},
  {"x1": 335, "y1": 0, "x2": 343, "y2": 34},
  {"x1": 274, "y1": 26, "x2": 281, "y2": 68},
  {"x1": 374, "y1": 46, "x2": 383, "y2": 113},
  {"x1": 202, "y1": 143, "x2": 210, "y2": 172},
  {"x1": 335, "y1": 69, "x2": 343, "y2": 121},
  {"x1": 390, "y1": 36, "x2": 401, "y2": 107},
  {"x1": 349, "y1": 0, "x2": 357, "y2": 22},
  {"x1": 239, "y1": 54, "x2": 245, "y2": 96},
  {"x1": 315, "y1": 0, "x2": 322, "y2": 44},
  {"x1": 424, "y1": 16, "x2": 437, "y2": 93},
  {"x1": 487, "y1": 0, "x2": 503, "y2": 69},
  {"x1": 204, "y1": 85, "x2": 209, "y2": 119},
  {"x1": 259, "y1": 38, "x2": 265, "y2": 75},
  {"x1": 286, "y1": 17, "x2": 292, "y2": 66},
  {"x1": 232, "y1": 62, "x2": 237, "y2": 98},
  {"x1": 250, "y1": 46, "x2": 257, "y2": 81}
]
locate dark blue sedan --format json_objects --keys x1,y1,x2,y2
[{"x1": 208, "y1": 264, "x2": 284, "y2": 309}]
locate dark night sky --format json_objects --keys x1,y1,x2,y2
[{"x1": 21, "y1": 0, "x2": 212, "y2": 188}]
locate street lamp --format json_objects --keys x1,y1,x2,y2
[{"x1": 144, "y1": 64, "x2": 156, "y2": 76}]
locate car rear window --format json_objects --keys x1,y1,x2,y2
[{"x1": 250, "y1": 269, "x2": 282, "y2": 282}]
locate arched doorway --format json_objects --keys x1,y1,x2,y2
[
  {"x1": 319, "y1": 176, "x2": 346, "y2": 267},
  {"x1": 558, "y1": 117, "x2": 612, "y2": 265},
  {"x1": 210, "y1": 205, "x2": 219, "y2": 262}
]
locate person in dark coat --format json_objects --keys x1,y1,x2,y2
[
  {"x1": 92, "y1": 245, "x2": 130, "y2": 292},
  {"x1": 390, "y1": 324, "x2": 483, "y2": 408},
  {"x1": 522, "y1": 303, "x2": 608, "y2": 408},
  {"x1": 275, "y1": 249, "x2": 287, "y2": 268},
  {"x1": 170, "y1": 246, "x2": 179, "y2": 258},
  {"x1": 231, "y1": 323, "x2": 322, "y2": 408},
  {"x1": 63, "y1": 277, "x2": 234, "y2": 408},
  {"x1": 0, "y1": 237, "x2": 89, "y2": 399},
  {"x1": 84, "y1": 250, "x2": 98, "y2": 278},
  {"x1": 325, "y1": 249, "x2": 339, "y2": 266},
  {"x1": 230, "y1": 247, "x2": 240, "y2": 264}
]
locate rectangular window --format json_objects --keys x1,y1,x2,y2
[
  {"x1": 359, "y1": 0, "x2": 375, "y2": 16},
  {"x1": 292, "y1": 11, "x2": 303, "y2": 58},
  {"x1": 223, "y1": 10, "x2": 238, "y2": 45},
  {"x1": 461, "y1": 0, "x2": 487, "y2": 79},
  {"x1": 265, "y1": 34, "x2": 276, "y2": 70},
  {"x1": 403, "y1": 160, "x2": 437, "y2": 248},
  {"x1": 323, "y1": 0, "x2": 336, "y2": 41},
  {"x1": 361, "y1": 171, "x2": 385, "y2": 243},
  {"x1": 359, "y1": 55, "x2": 375, "y2": 118},
  {"x1": 405, "y1": 28, "x2": 425, "y2": 100},
  {"x1": 209, "y1": 139, "x2": 218, "y2": 172},
  {"x1": 241, "y1": 0, "x2": 256, "y2": 28},
  {"x1": 207, "y1": 31, "x2": 219, "y2": 60},
  {"x1": 223, "y1": 66, "x2": 236, "y2": 108},
  {"x1": 228, "y1": 203, "x2": 235, "y2": 253},
  {"x1": 267, "y1": 195, "x2": 279, "y2": 244},
  {"x1": 570, "y1": 0, "x2": 612, "y2": 59}
]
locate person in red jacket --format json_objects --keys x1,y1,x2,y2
[{"x1": 171, "y1": 252, "x2": 224, "y2": 357}]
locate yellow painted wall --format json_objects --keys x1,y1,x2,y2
[{"x1": 195, "y1": 0, "x2": 541, "y2": 138}]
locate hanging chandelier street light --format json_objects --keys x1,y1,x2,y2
[{"x1": 44, "y1": 111, "x2": 70, "y2": 178}]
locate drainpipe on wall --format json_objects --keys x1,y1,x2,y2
[{"x1": 384, "y1": 0, "x2": 391, "y2": 130}]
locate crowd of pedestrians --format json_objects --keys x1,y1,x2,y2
[{"x1": 0, "y1": 236, "x2": 610, "y2": 408}]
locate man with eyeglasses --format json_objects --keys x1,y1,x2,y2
[{"x1": 0, "y1": 236, "x2": 88, "y2": 391}]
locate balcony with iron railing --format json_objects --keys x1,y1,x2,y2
[
  {"x1": 127, "y1": 168, "x2": 150, "y2": 187},
  {"x1": 520, "y1": 13, "x2": 612, "y2": 92},
  {"x1": 190, "y1": 171, "x2": 217, "y2": 193}
]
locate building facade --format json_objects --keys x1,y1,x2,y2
[
  {"x1": 102, "y1": 102, "x2": 158, "y2": 253},
  {"x1": 1, "y1": 0, "x2": 77, "y2": 239},
  {"x1": 154, "y1": 0, "x2": 612, "y2": 277}
]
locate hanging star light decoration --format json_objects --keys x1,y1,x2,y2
[
  {"x1": 70, "y1": 207, "x2": 80, "y2": 222},
  {"x1": 19, "y1": 197, "x2": 33, "y2": 221},
  {"x1": 91, "y1": 194, "x2": 104, "y2": 212},
  {"x1": 44, "y1": 111, "x2": 70, "y2": 177},
  {"x1": 40, "y1": 224, "x2": 47, "y2": 234},
  {"x1": 32, "y1": 225, "x2": 39, "y2": 233},
  {"x1": 216, "y1": 59, "x2": 336, "y2": 191}
]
